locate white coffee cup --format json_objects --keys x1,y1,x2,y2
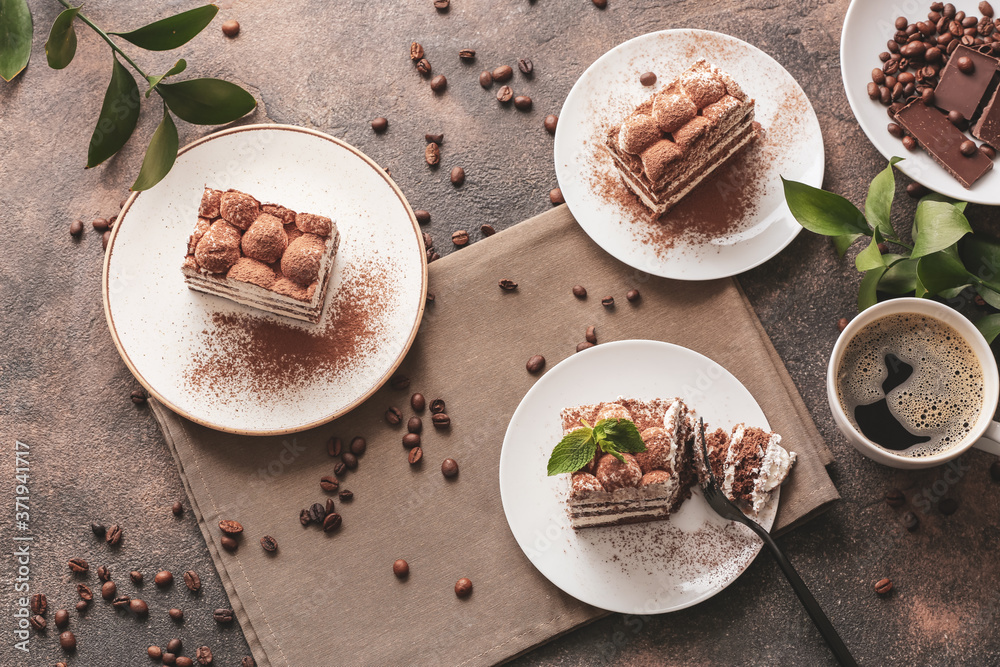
[{"x1": 827, "y1": 297, "x2": 1000, "y2": 469}]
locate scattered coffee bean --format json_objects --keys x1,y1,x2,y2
[
  {"x1": 514, "y1": 95, "x2": 532, "y2": 110},
  {"x1": 242, "y1": 657, "x2": 256, "y2": 667},
  {"x1": 593, "y1": 0, "x2": 607, "y2": 7},
  {"x1": 386, "y1": 406, "x2": 403, "y2": 425},
  {"x1": 441, "y1": 458, "x2": 459, "y2": 477},
  {"x1": 130, "y1": 388, "x2": 148, "y2": 404},
  {"x1": 906, "y1": 182, "x2": 929, "y2": 198},
  {"x1": 196, "y1": 646, "x2": 213, "y2": 665},
  {"x1": 425, "y1": 142, "x2": 441, "y2": 166},
  {"x1": 130, "y1": 599, "x2": 149, "y2": 616},
  {"x1": 957, "y1": 55, "x2": 975, "y2": 72},
  {"x1": 518, "y1": 58, "x2": 533, "y2": 75},
  {"x1": 499, "y1": 279, "x2": 518, "y2": 291},
  {"x1": 172, "y1": 500, "x2": 184, "y2": 516},
  {"x1": 939, "y1": 497, "x2": 959, "y2": 515},
  {"x1": 168, "y1": 638, "x2": 183, "y2": 654},
  {"x1": 425, "y1": 133, "x2": 444, "y2": 144},
  {"x1": 342, "y1": 451, "x2": 359, "y2": 469},
  {"x1": 164, "y1": 654, "x2": 177, "y2": 666},
  {"x1": 626, "y1": 288, "x2": 641, "y2": 302},
  {"x1": 29, "y1": 614, "x2": 46, "y2": 631},
  {"x1": 430, "y1": 398, "x2": 446, "y2": 414},
  {"x1": 874, "y1": 578, "x2": 893, "y2": 595},
  {"x1": 601, "y1": 296, "x2": 615, "y2": 308},
  {"x1": 414, "y1": 210, "x2": 432, "y2": 227},
  {"x1": 91, "y1": 521, "x2": 106, "y2": 537},
  {"x1": 30, "y1": 593, "x2": 47, "y2": 616},
  {"x1": 981, "y1": 145, "x2": 997, "y2": 159},
  {"x1": 492, "y1": 65, "x2": 513, "y2": 82},
  {"x1": 450, "y1": 166, "x2": 466, "y2": 185},
  {"x1": 838, "y1": 317, "x2": 850, "y2": 332},
  {"x1": 393, "y1": 559, "x2": 410, "y2": 577},
  {"x1": 350, "y1": 437, "x2": 367, "y2": 456},
  {"x1": 321, "y1": 475, "x2": 339, "y2": 492},
  {"x1": 416, "y1": 58, "x2": 432, "y2": 75},
  {"x1": 585, "y1": 325, "x2": 597, "y2": 344},
  {"x1": 459, "y1": 48, "x2": 476, "y2": 60},
  {"x1": 70, "y1": 219, "x2": 84, "y2": 237},
  {"x1": 639, "y1": 71, "x2": 657, "y2": 86},
  {"x1": 214, "y1": 608, "x2": 234, "y2": 624},
  {"x1": 221, "y1": 536, "x2": 238, "y2": 552},
  {"x1": 111, "y1": 595, "x2": 131, "y2": 610},
  {"x1": 885, "y1": 488, "x2": 905, "y2": 507},
  {"x1": 455, "y1": 577, "x2": 473, "y2": 597},
  {"x1": 496, "y1": 85, "x2": 513, "y2": 102},
  {"x1": 130, "y1": 570, "x2": 143, "y2": 585},
  {"x1": 177, "y1": 655, "x2": 195, "y2": 667},
  {"x1": 948, "y1": 110, "x2": 966, "y2": 127},
  {"x1": 101, "y1": 581, "x2": 117, "y2": 600},
  {"x1": 106, "y1": 523, "x2": 123, "y2": 546},
  {"x1": 219, "y1": 519, "x2": 243, "y2": 535},
  {"x1": 326, "y1": 438, "x2": 344, "y2": 460},
  {"x1": 410, "y1": 42, "x2": 424, "y2": 60},
  {"x1": 572, "y1": 285, "x2": 587, "y2": 298},
  {"x1": 299, "y1": 509, "x2": 312, "y2": 526},
  {"x1": 430, "y1": 74, "x2": 448, "y2": 92},
  {"x1": 549, "y1": 188, "x2": 564, "y2": 205},
  {"x1": 526, "y1": 355, "x2": 545, "y2": 374},
  {"x1": 902, "y1": 510, "x2": 919, "y2": 531},
  {"x1": 960, "y1": 140, "x2": 977, "y2": 156},
  {"x1": 55, "y1": 609, "x2": 69, "y2": 629},
  {"x1": 434, "y1": 0, "x2": 449, "y2": 9},
  {"x1": 323, "y1": 512, "x2": 343, "y2": 532},
  {"x1": 982, "y1": 1, "x2": 995, "y2": 17},
  {"x1": 60, "y1": 630, "x2": 77, "y2": 651},
  {"x1": 479, "y1": 70, "x2": 494, "y2": 87},
  {"x1": 452, "y1": 230, "x2": 469, "y2": 246},
  {"x1": 976, "y1": 294, "x2": 988, "y2": 306},
  {"x1": 149, "y1": 646, "x2": 163, "y2": 660},
  {"x1": 405, "y1": 416, "x2": 422, "y2": 434},
  {"x1": 403, "y1": 432, "x2": 422, "y2": 449},
  {"x1": 371, "y1": 117, "x2": 388, "y2": 133},
  {"x1": 902, "y1": 136, "x2": 918, "y2": 151},
  {"x1": 155, "y1": 570, "x2": 174, "y2": 587},
  {"x1": 75, "y1": 601, "x2": 88, "y2": 612},
  {"x1": 410, "y1": 393, "x2": 426, "y2": 412},
  {"x1": 325, "y1": 497, "x2": 335, "y2": 514},
  {"x1": 68, "y1": 558, "x2": 89, "y2": 573},
  {"x1": 309, "y1": 504, "x2": 326, "y2": 524},
  {"x1": 92, "y1": 217, "x2": 110, "y2": 232},
  {"x1": 576, "y1": 341, "x2": 594, "y2": 352},
  {"x1": 408, "y1": 446, "x2": 424, "y2": 464},
  {"x1": 334, "y1": 462, "x2": 347, "y2": 476},
  {"x1": 221, "y1": 19, "x2": 240, "y2": 37},
  {"x1": 481, "y1": 223, "x2": 496, "y2": 236},
  {"x1": 432, "y1": 413, "x2": 451, "y2": 429},
  {"x1": 169, "y1": 608, "x2": 184, "y2": 621},
  {"x1": 390, "y1": 374, "x2": 410, "y2": 390}
]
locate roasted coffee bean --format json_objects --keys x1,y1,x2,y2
[
  {"x1": 168, "y1": 638, "x2": 183, "y2": 653},
  {"x1": 432, "y1": 413, "x2": 451, "y2": 429},
  {"x1": 101, "y1": 581, "x2": 117, "y2": 600},
  {"x1": 60, "y1": 631, "x2": 76, "y2": 651},
  {"x1": 921, "y1": 87, "x2": 937, "y2": 104},
  {"x1": 983, "y1": 1, "x2": 995, "y2": 17},
  {"x1": 169, "y1": 608, "x2": 184, "y2": 621},
  {"x1": 29, "y1": 614, "x2": 46, "y2": 631},
  {"x1": 325, "y1": 497, "x2": 335, "y2": 514},
  {"x1": 299, "y1": 508, "x2": 312, "y2": 526},
  {"x1": 452, "y1": 230, "x2": 469, "y2": 246},
  {"x1": 219, "y1": 519, "x2": 243, "y2": 535},
  {"x1": 549, "y1": 188, "x2": 564, "y2": 205},
  {"x1": 371, "y1": 117, "x2": 388, "y2": 133},
  {"x1": 874, "y1": 578, "x2": 893, "y2": 595},
  {"x1": 408, "y1": 446, "x2": 424, "y2": 464},
  {"x1": 106, "y1": 523, "x2": 123, "y2": 545},
  {"x1": 70, "y1": 219, "x2": 84, "y2": 237},
  {"x1": 593, "y1": 0, "x2": 607, "y2": 7},
  {"x1": 926, "y1": 45, "x2": 943, "y2": 61},
  {"x1": 479, "y1": 70, "x2": 494, "y2": 87},
  {"x1": 958, "y1": 55, "x2": 975, "y2": 72},
  {"x1": 897, "y1": 71, "x2": 915, "y2": 85},
  {"x1": 342, "y1": 451, "x2": 359, "y2": 469},
  {"x1": 576, "y1": 341, "x2": 594, "y2": 352},
  {"x1": 895, "y1": 16, "x2": 908, "y2": 30},
  {"x1": 496, "y1": 85, "x2": 513, "y2": 103},
  {"x1": 68, "y1": 558, "x2": 89, "y2": 573},
  {"x1": 492, "y1": 65, "x2": 513, "y2": 82},
  {"x1": 455, "y1": 577, "x2": 473, "y2": 597},
  {"x1": 413, "y1": 210, "x2": 432, "y2": 228},
  {"x1": 585, "y1": 325, "x2": 598, "y2": 344},
  {"x1": 164, "y1": 654, "x2": 177, "y2": 666},
  {"x1": 885, "y1": 488, "x2": 905, "y2": 507},
  {"x1": 450, "y1": 166, "x2": 466, "y2": 185},
  {"x1": 410, "y1": 42, "x2": 424, "y2": 60},
  {"x1": 961, "y1": 140, "x2": 978, "y2": 156},
  {"x1": 837, "y1": 317, "x2": 850, "y2": 332},
  {"x1": 30, "y1": 593, "x2": 47, "y2": 616},
  {"x1": 416, "y1": 58, "x2": 432, "y2": 75},
  {"x1": 55, "y1": 609, "x2": 69, "y2": 628},
  {"x1": 75, "y1": 601, "x2": 88, "y2": 612},
  {"x1": 406, "y1": 416, "x2": 423, "y2": 434},
  {"x1": 902, "y1": 136, "x2": 918, "y2": 150},
  {"x1": 480, "y1": 223, "x2": 496, "y2": 236},
  {"x1": 423, "y1": 232, "x2": 433, "y2": 249},
  {"x1": 888, "y1": 122, "x2": 904, "y2": 138},
  {"x1": 393, "y1": 559, "x2": 410, "y2": 577},
  {"x1": 403, "y1": 432, "x2": 422, "y2": 449},
  {"x1": 155, "y1": 570, "x2": 174, "y2": 587},
  {"x1": 242, "y1": 657, "x2": 256, "y2": 667},
  {"x1": 386, "y1": 406, "x2": 403, "y2": 425},
  {"x1": 626, "y1": 289, "x2": 641, "y2": 302},
  {"x1": 323, "y1": 512, "x2": 343, "y2": 532},
  {"x1": 334, "y1": 462, "x2": 347, "y2": 476},
  {"x1": 571, "y1": 285, "x2": 588, "y2": 299},
  {"x1": 518, "y1": 58, "x2": 533, "y2": 75},
  {"x1": 601, "y1": 296, "x2": 615, "y2": 308},
  {"x1": 410, "y1": 393, "x2": 426, "y2": 412},
  {"x1": 92, "y1": 217, "x2": 110, "y2": 232},
  {"x1": 309, "y1": 503, "x2": 327, "y2": 523},
  {"x1": 905, "y1": 181, "x2": 927, "y2": 198},
  {"x1": 130, "y1": 388, "x2": 148, "y2": 404},
  {"x1": 321, "y1": 475, "x2": 339, "y2": 492},
  {"x1": 499, "y1": 279, "x2": 518, "y2": 291},
  {"x1": 430, "y1": 398, "x2": 446, "y2": 413},
  {"x1": 434, "y1": 0, "x2": 449, "y2": 9},
  {"x1": 884, "y1": 75, "x2": 897, "y2": 90},
  {"x1": 130, "y1": 570, "x2": 143, "y2": 585},
  {"x1": 981, "y1": 144, "x2": 997, "y2": 159},
  {"x1": 939, "y1": 497, "x2": 959, "y2": 515},
  {"x1": 149, "y1": 646, "x2": 163, "y2": 660},
  {"x1": 441, "y1": 458, "x2": 459, "y2": 477},
  {"x1": 112, "y1": 595, "x2": 130, "y2": 610},
  {"x1": 902, "y1": 510, "x2": 919, "y2": 531},
  {"x1": 543, "y1": 115, "x2": 559, "y2": 136},
  {"x1": 425, "y1": 142, "x2": 440, "y2": 166},
  {"x1": 221, "y1": 536, "x2": 238, "y2": 552},
  {"x1": 91, "y1": 521, "x2": 106, "y2": 537},
  {"x1": 339, "y1": 489, "x2": 353, "y2": 501},
  {"x1": 425, "y1": 133, "x2": 444, "y2": 144},
  {"x1": 130, "y1": 599, "x2": 149, "y2": 616},
  {"x1": 948, "y1": 110, "x2": 967, "y2": 128},
  {"x1": 513, "y1": 95, "x2": 532, "y2": 110},
  {"x1": 176, "y1": 656, "x2": 194, "y2": 667},
  {"x1": 459, "y1": 48, "x2": 476, "y2": 60},
  {"x1": 221, "y1": 19, "x2": 240, "y2": 37},
  {"x1": 880, "y1": 86, "x2": 892, "y2": 105},
  {"x1": 172, "y1": 500, "x2": 184, "y2": 516},
  {"x1": 900, "y1": 41, "x2": 926, "y2": 57},
  {"x1": 430, "y1": 74, "x2": 448, "y2": 92},
  {"x1": 326, "y1": 437, "x2": 343, "y2": 458},
  {"x1": 102, "y1": 230, "x2": 111, "y2": 249},
  {"x1": 872, "y1": 68, "x2": 886, "y2": 86},
  {"x1": 639, "y1": 71, "x2": 657, "y2": 86},
  {"x1": 350, "y1": 437, "x2": 367, "y2": 456},
  {"x1": 196, "y1": 646, "x2": 213, "y2": 665},
  {"x1": 526, "y1": 355, "x2": 546, "y2": 374},
  {"x1": 214, "y1": 608, "x2": 234, "y2": 624},
  {"x1": 390, "y1": 374, "x2": 410, "y2": 390}
]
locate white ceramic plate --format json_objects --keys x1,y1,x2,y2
[
  {"x1": 554, "y1": 29, "x2": 824, "y2": 281},
  {"x1": 104, "y1": 125, "x2": 426, "y2": 435},
  {"x1": 499, "y1": 340, "x2": 778, "y2": 615},
  {"x1": 841, "y1": 0, "x2": 1000, "y2": 203}
]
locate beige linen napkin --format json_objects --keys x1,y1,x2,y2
[{"x1": 150, "y1": 205, "x2": 839, "y2": 667}]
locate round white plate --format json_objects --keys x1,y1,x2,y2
[
  {"x1": 499, "y1": 340, "x2": 778, "y2": 615},
  {"x1": 841, "y1": 0, "x2": 1000, "y2": 203},
  {"x1": 554, "y1": 29, "x2": 824, "y2": 281},
  {"x1": 104, "y1": 125, "x2": 426, "y2": 435}
]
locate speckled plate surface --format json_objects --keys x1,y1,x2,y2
[
  {"x1": 554, "y1": 29, "x2": 824, "y2": 281},
  {"x1": 103, "y1": 125, "x2": 426, "y2": 435},
  {"x1": 499, "y1": 340, "x2": 778, "y2": 615}
]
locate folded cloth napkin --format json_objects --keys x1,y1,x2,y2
[{"x1": 150, "y1": 205, "x2": 839, "y2": 666}]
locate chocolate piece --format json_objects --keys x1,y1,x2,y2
[
  {"x1": 895, "y1": 99, "x2": 993, "y2": 188},
  {"x1": 973, "y1": 84, "x2": 1000, "y2": 148},
  {"x1": 932, "y1": 45, "x2": 1000, "y2": 121}
]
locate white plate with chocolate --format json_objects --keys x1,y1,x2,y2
[
  {"x1": 841, "y1": 0, "x2": 1000, "y2": 202},
  {"x1": 499, "y1": 340, "x2": 796, "y2": 614},
  {"x1": 104, "y1": 125, "x2": 427, "y2": 435},
  {"x1": 554, "y1": 29, "x2": 824, "y2": 281}
]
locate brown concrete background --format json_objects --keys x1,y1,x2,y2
[{"x1": 3, "y1": 0, "x2": 1000, "y2": 665}]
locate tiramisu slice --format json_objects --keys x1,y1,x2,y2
[
  {"x1": 559, "y1": 398, "x2": 697, "y2": 530},
  {"x1": 604, "y1": 59, "x2": 759, "y2": 215},
  {"x1": 181, "y1": 188, "x2": 340, "y2": 323},
  {"x1": 697, "y1": 423, "x2": 796, "y2": 514}
]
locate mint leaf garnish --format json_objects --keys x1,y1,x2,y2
[
  {"x1": 546, "y1": 427, "x2": 597, "y2": 476},
  {"x1": 594, "y1": 418, "x2": 646, "y2": 454}
]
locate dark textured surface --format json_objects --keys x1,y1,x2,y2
[{"x1": 3, "y1": 0, "x2": 1000, "y2": 665}]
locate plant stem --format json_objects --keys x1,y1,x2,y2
[{"x1": 55, "y1": 0, "x2": 149, "y2": 80}]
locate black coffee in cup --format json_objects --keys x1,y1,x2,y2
[{"x1": 836, "y1": 313, "x2": 984, "y2": 457}]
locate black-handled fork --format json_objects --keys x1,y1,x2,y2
[{"x1": 698, "y1": 419, "x2": 857, "y2": 667}]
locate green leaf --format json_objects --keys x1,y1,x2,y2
[
  {"x1": 600, "y1": 442, "x2": 626, "y2": 463},
  {"x1": 593, "y1": 418, "x2": 646, "y2": 454},
  {"x1": 878, "y1": 258, "x2": 918, "y2": 295},
  {"x1": 157, "y1": 77, "x2": 256, "y2": 125},
  {"x1": 961, "y1": 237, "x2": 1000, "y2": 292},
  {"x1": 919, "y1": 192, "x2": 968, "y2": 213},
  {"x1": 782, "y1": 177, "x2": 870, "y2": 237},
  {"x1": 855, "y1": 228, "x2": 886, "y2": 272},
  {"x1": 864, "y1": 157, "x2": 903, "y2": 238},
  {"x1": 916, "y1": 251, "x2": 974, "y2": 295},
  {"x1": 859, "y1": 267, "x2": 887, "y2": 311},
  {"x1": 911, "y1": 200, "x2": 972, "y2": 258},
  {"x1": 0, "y1": 0, "x2": 32, "y2": 82},
  {"x1": 111, "y1": 4, "x2": 218, "y2": 51},
  {"x1": 833, "y1": 233, "x2": 863, "y2": 258},
  {"x1": 87, "y1": 55, "x2": 141, "y2": 168},
  {"x1": 914, "y1": 273, "x2": 929, "y2": 299},
  {"x1": 44, "y1": 4, "x2": 79, "y2": 69},
  {"x1": 976, "y1": 314, "x2": 1000, "y2": 343},
  {"x1": 978, "y1": 285, "x2": 1000, "y2": 310},
  {"x1": 131, "y1": 105, "x2": 178, "y2": 191},
  {"x1": 546, "y1": 427, "x2": 597, "y2": 476},
  {"x1": 145, "y1": 58, "x2": 186, "y2": 97}
]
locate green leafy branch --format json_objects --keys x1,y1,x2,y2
[
  {"x1": 782, "y1": 158, "x2": 1000, "y2": 343},
  {"x1": 546, "y1": 418, "x2": 647, "y2": 476},
  {"x1": 0, "y1": 1, "x2": 256, "y2": 190}
]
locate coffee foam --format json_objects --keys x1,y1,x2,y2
[{"x1": 837, "y1": 313, "x2": 984, "y2": 457}]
